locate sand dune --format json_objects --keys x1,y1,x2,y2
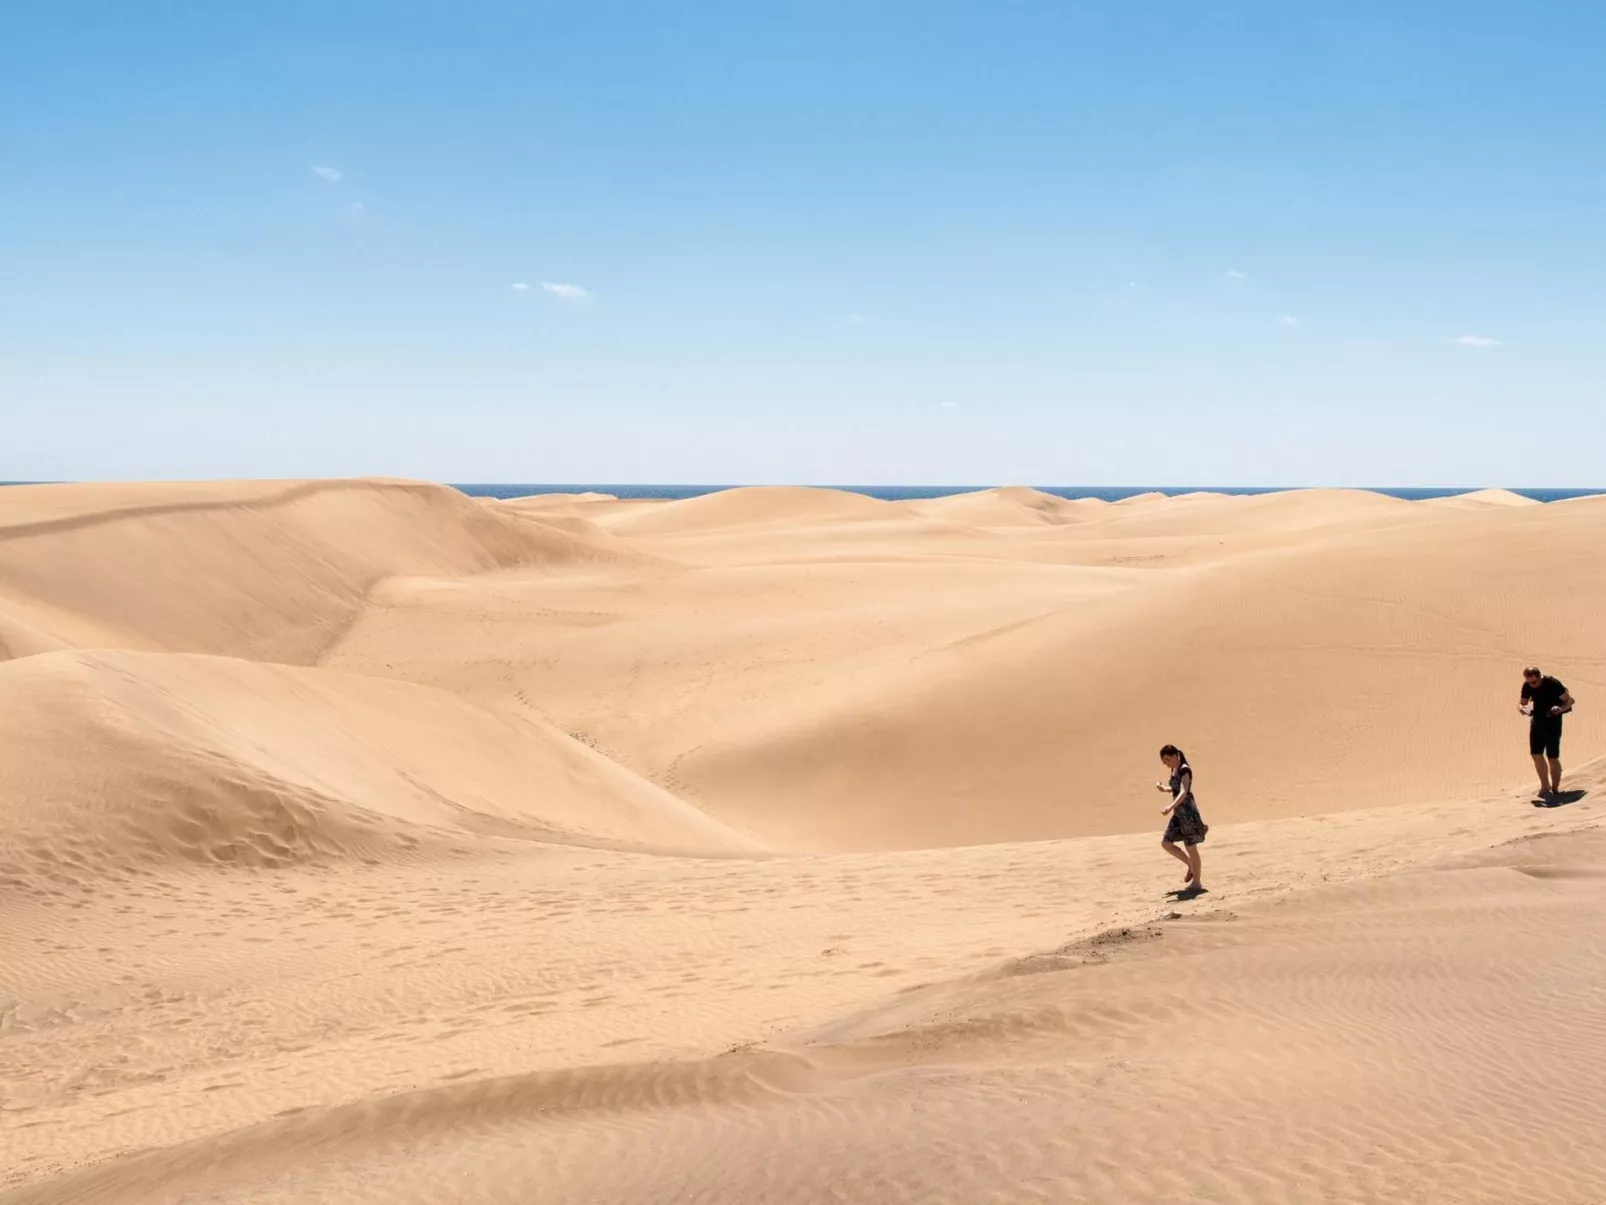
[
  {"x1": 598, "y1": 485, "x2": 898, "y2": 537},
  {"x1": 0, "y1": 480, "x2": 627, "y2": 666},
  {"x1": 327, "y1": 487, "x2": 1603, "y2": 851},
  {"x1": 906, "y1": 485, "x2": 1092, "y2": 527},
  {"x1": 0, "y1": 601, "x2": 69, "y2": 660},
  {"x1": 498, "y1": 491, "x2": 619, "y2": 507},
  {"x1": 0, "y1": 649, "x2": 749, "y2": 878},
  {"x1": 1425, "y1": 487, "x2": 1541, "y2": 508},
  {"x1": 1059, "y1": 485, "x2": 1418, "y2": 539},
  {"x1": 4, "y1": 479, "x2": 1606, "y2": 1202}
]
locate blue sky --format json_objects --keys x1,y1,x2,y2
[{"x1": 4, "y1": 1, "x2": 1603, "y2": 485}]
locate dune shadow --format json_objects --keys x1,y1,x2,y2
[{"x1": 1533, "y1": 789, "x2": 1588, "y2": 809}]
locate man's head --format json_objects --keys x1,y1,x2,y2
[{"x1": 1524, "y1": 666, "x2": 1543, "y2": 685}]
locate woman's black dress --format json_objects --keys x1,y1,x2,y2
[{"x1": 1163, "y1": 764, "x2": 1209, "y2": 846}]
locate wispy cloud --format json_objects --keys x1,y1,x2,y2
[
  {"x1": 1279, "y1": 314, "x2": 1298, "y2": 326},
  {"x1": 1224, "y1": 269, "x2": 1247, "y2": 281},
  {"x1": 939, "y1": 401, "x2": 960, "y2": 410},
  {"x1": 510, "y1": 282, "x2": 530, "y2": 292},
  {"x1": 541, "y1": 282, "x2": 590, "y2": 300},
  {"x1": 846, "y1": 312, "x2": 870, "y2": 324},
  {"x1": 338, "y1": 201, "x2": 368, "y2": 229},
  {"x1": 1454, "y1": 334, "x2": 1501, "y2": 347},
  {"x1": 311, "y1": 165, "x2": 343, "y2": 184}
]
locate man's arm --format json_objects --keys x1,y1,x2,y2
[{"x1": 1554, "y1": 690, "x2": 1575, "y2": 716}]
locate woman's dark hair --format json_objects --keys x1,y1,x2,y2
[{"x1": 1159, "y1": 744, "x2": 1188, "y2": 765}]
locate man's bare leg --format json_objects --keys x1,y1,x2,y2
[
  {"x1": 1548, "y1": 757, "x2": 1563, "y2": 794},
  {"x1": 1533, "y1": 754, "x2": 1551, "y2": 796}
]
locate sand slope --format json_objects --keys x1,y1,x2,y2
[
  {"x1": 4, "y1": 479, "x2": 1606, "y2": 1203},
  {"x1": 0, "y1": 649, "x2": 749, "y2": 878},
  {"x1": 7, "y1": 779, "x2": 1604, "y2": 1204},
  {"x1": 0, "y1": 479, "x2": 625, "y2": 665}
]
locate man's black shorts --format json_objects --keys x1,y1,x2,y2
[{"x1": 1530, "y1": 718, "x2": 1563, "y2": 759}]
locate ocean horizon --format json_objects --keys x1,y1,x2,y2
[
  {"x1": 452, "y1": 483, "x2": 1606, "y2": 504},
  {"x1": 3, "y1": 482, "x2": 1603, "y2": 504}
]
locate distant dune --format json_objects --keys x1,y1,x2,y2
[
  {"x1": 906, "y1": 485, "x2": 1091, "y2": 527},
  {"x1": 498, "y1": 491, "x2": 619, "y2": 506},
  {"x1": 0, "y1": 479, "x2": 629, "y2": 665},
  {"x1": 1425, "y1": 487, "x2": 1541, "y2": 508},
  {"x1": 4, "y1": 478, "x2": 1605, "y2": 1203},
  {"x1": 328, "y1": 484, "x2": 1604, "y2": 850},
  {"x1": 598, "y1": 485, "x2": 898, "y2": 536}
]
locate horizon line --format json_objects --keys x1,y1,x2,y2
[{"x1": 4, "y1": 480, "x2": 1605, "y2": 494}]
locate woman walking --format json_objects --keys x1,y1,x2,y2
[{"x1": 1155, "y1": 744, "x2": 1208, "y2": 893}]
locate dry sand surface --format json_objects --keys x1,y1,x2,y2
[{"x1": 3, "y1": 478, "x2": 1605, "y2": 1203}]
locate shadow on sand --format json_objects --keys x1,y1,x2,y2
[{"x1": 1534, "y1": 789, "x2": 1589, "y2": 809}]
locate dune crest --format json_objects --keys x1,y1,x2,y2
[
  {"x1": 907, "y1": 486, "x2": 1091, "y2": 527},
  {"x1": 1426, "y1": 487, "x2": 1539, "y2": 508},
  {"x1": 599, "y1": 485, "x2": 896, "y2": 536},
  {"x1": 500, "y1": 491, "x2": 620, "y2": 506},
  {"x1": 0, "y1": 479, "x2": 626, "y2": 665}
]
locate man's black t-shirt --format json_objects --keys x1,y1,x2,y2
[{"x1": 1523, "y1": 676, "x2": 1569, "y2": 723}]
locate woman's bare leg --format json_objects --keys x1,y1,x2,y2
[
  {"x1": 1185, "y1": 844, "x2": 1203, "y2": 890},
  {"x1": 1162, "y1": 840, "x2": 1191, "y2": 880}
]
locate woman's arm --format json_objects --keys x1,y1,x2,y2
[{"x1": 1162, "y1": 769, "x2": 1192, "y2": 815}]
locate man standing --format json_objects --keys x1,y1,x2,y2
[{"x1": 1521, "y1": 666, "x2": 1575, "y2": 798}]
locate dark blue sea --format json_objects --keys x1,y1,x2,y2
[
  {"x1": 452, "y1": 484, "x2": 1604, "y2": 503},
  {"x1": 2, "y1": 482, "x2": 1599, "y2": 503}
]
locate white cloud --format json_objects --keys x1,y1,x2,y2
[
  {"x1": 338, "y1": 201, "x2": 367, "y2": 229},
  {"x1": 1455, "y1": 334, "x2": 1501, "y2": 347},
  {"x1": 311, "y1": 165, "x2": 343, "y2": 184},
  {"x1": 847, "y1": 312, "x2": 869, "y2": 324},
  {"x1": 1126, "y1": 281, "x2": 1140, "y2": 289},
  {"x1": 1279, "y1": 314, "x2": 1298, "y2": 326},
  {"x1": 1224, "y1": 269, "x2": 1247, "y2": 281},
  {"x1": 939, "y1": 401, "x2": 960, "y2": 410},
  {"x1": 541, "y1": 281, "x2": 590, "y2": 300},
  {"x1": 510, "y1": 282, "x2": 530, "y2": 292}
]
